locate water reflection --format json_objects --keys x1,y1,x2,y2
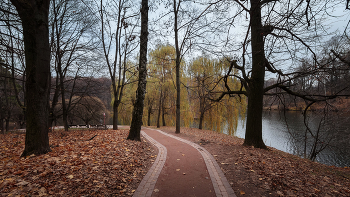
[{"x1": 196, "y1": 111, "x2": 350, "y2": 167}]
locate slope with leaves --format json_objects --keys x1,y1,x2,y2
[{"x1": 0, "y1": 129, "x2": 156, "y2": 196}]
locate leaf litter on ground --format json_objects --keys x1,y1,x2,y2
[{"x1": 0, "y1": 129, "x2": 157, "y2": 196}]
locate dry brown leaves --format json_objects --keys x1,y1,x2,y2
[
  {"x1": 0, "y1": 129, "x2": 156, "y2": 196},
  {"x1": 157, "y1": 126, "x2": 350, "y2": 197}
]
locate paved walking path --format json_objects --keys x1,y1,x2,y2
[{"x1": 133, "y1": 127, "x2": 236, "y2": 197}]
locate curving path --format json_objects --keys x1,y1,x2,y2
[{"x1": 133, "y1": 127, "x2": 236, "y2": 197}]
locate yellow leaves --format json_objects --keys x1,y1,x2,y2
[{"x1": 240, "y1": 190, "x2": 245, "y2": 195}]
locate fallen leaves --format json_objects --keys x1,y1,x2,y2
[{"x1": 0, "y1": 129, "x2": 156, "y2": 196}]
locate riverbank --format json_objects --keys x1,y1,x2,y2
[
  {"x1": 154, "y1": 126, "x2": 350, "y2": 196},
  {"x1": 263, "y1": 97, "x2": 350, "y2": 112}
]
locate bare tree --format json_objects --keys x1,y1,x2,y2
[
  {"x1": 9, "y1": 0, "x2": 51, "y2": 156},
  {"x1": 210, "y1": 0, "x2": 349, "y2": 149},
  {"x1": 99, "y1": 0, "x2": 139, "y2": 130},
  {"x1": 50, "y1": 0, "x2": 100, "y2": 131},
  {"x1": 0, "y1": 0, "x2": 26, "y2": 130},
  {"x1": 68, "y1": 95, "x2": 107, "y2": 125}
]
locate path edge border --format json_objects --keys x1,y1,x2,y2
[{"x1": 132, "y1": 131, "x2": 167, "y2": 197}]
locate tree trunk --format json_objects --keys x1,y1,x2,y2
[
  {"x1": 10, "y1": 0, "x2": 51, "y2": 156},
  {"x1": 243, "y1": 0, "x2": 267, "y2": 149},
  {"x1": 5, "y1": 116, "x2": 10, "y2": 132},
  {"x1": 156, "y1": 90, "x2": 162, "y2": 128},
  {"x1": 162, "y1": 101, "x2": 166, "y2": 126},
  {"x1": 0, "y1": 118, "x2": 4, "y2": 134},
  {"x1": 174, "y1": 0, "x2": 181, "y2": 134},
  {"x1": 198, "y1": 111, "x2": 204, "y2": 130},
  {"x1": 147, "y1": 106, "x2": 152, "y2": 126},
  {"x1": 127, "y1": 0, "x2": 148, "y2": 141},
  {"x1": 113, "y1": 100, "x2": 119, "y2": 130},
  {"x1": 198, "y1": 97, "x2": 204, "y2": 130},
  {"x1": 56, "y1": 20, "x2": 68, "y2": 131},
  {"x1": 60, "y1": 76, "x2": 69, "y2": 131},
  {"x1": 49, "y1": 75, "x2": 60, "y2": 132}
]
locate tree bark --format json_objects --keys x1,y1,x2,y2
[
  {"x1": 198, "y1": 111, "x2": 204, "y2": 130},
  {"x1": 127, "y1": 0, "x2": 148, "y2": 141},
  {"x1": 113, "y1": 100, "x2": 119, "y2": 130},
  {"x1": 49, "y1": 76, "x2": 59, "y2": 131},
  {"x1": 147, "y1": 105, "x2": 152, "y2": 126},
  {"x1": 156, "y1": 91, "x2": 162, "y2": 128},
  {"x1": 162, "y1": 105, "x2": 166, "y2": 126},
  {"x1": 10, "y1": 0, "x2": 52, "y2": 156},
  {"x1": 0, "y1": 116, "x2": 4, "y2": 134},
  {"x1": 161, "y1": 95, "x2": 166, "y2": 126},
  {"x1": 174, "y1": 0, "x2": 181, "y2": 134},
  {"x1": 58, "y1": 62, "x2": 69, "y2": 131},
  {"x1": 5, "y1": 116, "x2": 9, "y2": 132},
  {"x1": 243, "y1": 0, "x2": 267, "y2": 149}
]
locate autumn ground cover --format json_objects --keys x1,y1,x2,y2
[
  {"x1": 0, "y1": 129, "x2": 156, "y2": 196},
  {"x1": 2, "y1": 127, "x2": 350, "y2": 197},
  {"x1": 155, "y1": 126, "x2": 350, "y2": 197}
]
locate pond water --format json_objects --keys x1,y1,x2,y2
[{"x1": 195, "y1": 111, "x2": 350, "y2": 167}]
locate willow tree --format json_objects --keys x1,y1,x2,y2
[
  {"x1": 10, "y1": 0, "x2": 51, "y2": 156},
  {"x1": 188, "y1": 56, "x2": 246, "y2": 134},
  {"x1": 127, "y1": 0, "x2": 148, "y2": 141},
  {"x1": 188, "y1": 56, "x2": 220, "y2": 130},
  {"x1": 166, "y1": 0, "x2": 220, "y2": 134},
  {"x1": 148, "y1": 44, "x2": 176, "y2": 127}
]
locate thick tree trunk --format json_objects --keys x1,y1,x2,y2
[
  {"x1": 243, "y1": 0, "x2": 267, "y2": 149},
  {"x1": 10, "y1": 0, "x2": 52, "y2": 156},
  {"x1": 127, "y1": 0, "x2": 148, "y2": 141},
  {"x1": 113, "y1": 100, "x2": 119, "y2": 130}
]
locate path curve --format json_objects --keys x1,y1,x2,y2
[
  {"x1": 133, "y1": 131, "x2": 167, "y2": 197},
  {"x1": 134, "y1": 128, "x2": 236, "y2": 197}
]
